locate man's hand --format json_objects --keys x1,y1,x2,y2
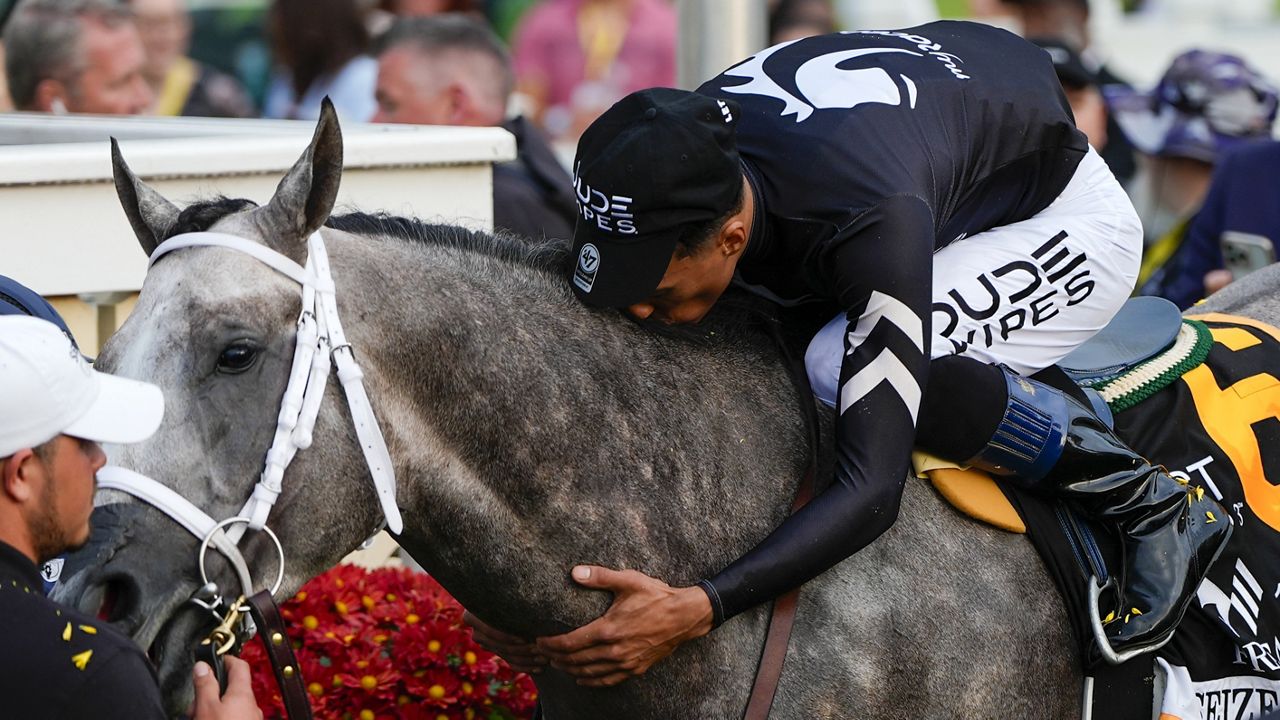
[
  {"x1": 1205, "y1": 269, "x2": 1234, "y2": 296},
  {"x1": 192, "y1": 656, "x2": 263, "y2": 720},
  {"x1": 463, "y1": 611, "x2": 547, "y2": 674},
  {"x1": 535, "y1": 565, "x2": 713, "y2": 687}
]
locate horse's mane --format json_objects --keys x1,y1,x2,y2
[
  {"x1": 163, "y1": 198, "x2": 572, "y2": 273},
  {"x1": 166, "y1": 196, "x2": 259, "y2": 238},
  {"x1": 326, "y1": 211, "x2": 573, "y2": 278},
  {"x1": 164, "y1": 198, "x2": 794, "y2": 349}
]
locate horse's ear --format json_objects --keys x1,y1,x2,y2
[
  {"x1": 258, "y1": 97, "x2": 343, "y2": 259},
  {"x1": 112, "y1": 138, "x2": 180, "y2": 257}
]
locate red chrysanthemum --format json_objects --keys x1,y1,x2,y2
[{"x1": 246, "y1": 565, "x2": 537, "y2": 719}]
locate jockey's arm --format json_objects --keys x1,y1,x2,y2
[
  {"x1": 537, "y1": 195, "x2": 936, "y2": 685},
  {"x1": 696, "y1": 194, "x2": 934, "y2": 623}
]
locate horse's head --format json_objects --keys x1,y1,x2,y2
[{"x1": 57, "y1": 102, "x2": 389, "y2": 714}]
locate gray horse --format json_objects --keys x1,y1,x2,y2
[{"x1": 58, "y1": 107, "x2": 1106, "y2": 718}]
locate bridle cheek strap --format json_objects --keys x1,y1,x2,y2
[
  {"x1": 126, "y1": 229, "x2": 402, "y2": 563},
  {"x1": 307, "y1": 235, "x2": 400, "y2": 534}
]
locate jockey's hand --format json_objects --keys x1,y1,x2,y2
[
  {"x1": 463, "y1": 611, "x2": 546, "y2": 674},
  {"x1": 191, "y1": 656, "x2": 263, "y2": 720},
  {"x1": 536, "y1": 565, "x2": 713, "y2": 687}
]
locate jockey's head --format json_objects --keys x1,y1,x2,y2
[{"x1": 569, "y1": 89, "x2": 751, "y2": 325}]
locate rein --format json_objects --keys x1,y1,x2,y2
[
  {"x1": 96, "y1": 229, "x2": 404, "y2": 718},
  {"x1": 743, "y1": 311, "x2": 822, "y2": 720}
]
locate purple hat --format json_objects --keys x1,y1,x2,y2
[{"x1": 1105, "y1": 49, "x2": 1278, "y2": 163}]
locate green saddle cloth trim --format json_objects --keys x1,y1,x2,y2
[{"x1": 1083, "y1": 319, "x2": 1213, "y2": 413}]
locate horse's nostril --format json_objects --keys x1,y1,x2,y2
[
  {"x1": 97, "y1": 582, "x2": 117, "y2": 622},
  {"x1": 96, "y1": 577, "x2": 134, "y2": 625}
]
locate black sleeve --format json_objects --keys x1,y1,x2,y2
[
  {"x1": 700, "y1": 194, "x2": 935, "y2": 624},
  {"x1": 60, "y1": 646, "x2": 167, "y2": 720}
]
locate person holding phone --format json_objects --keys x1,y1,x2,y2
[
  {"x1": 1171, "y1": 141, "x2": 1280, "y2": 306},
  {"x1": 1105, "y1": 49, "x2": 1278, "y2": 309}
]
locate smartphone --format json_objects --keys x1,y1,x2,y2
[{"x1": 1221, "y1": 231, "x2": 1275, "y2": 279}]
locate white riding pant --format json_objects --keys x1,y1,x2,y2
[{"x1": 807, "y1": 147, "x2": 1142, "y2": 407}]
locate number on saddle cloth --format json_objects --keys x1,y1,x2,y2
[
  {"x1": 919, "y1": 309, "x2": 1280, "y2": 719},
  {"x1": 1096, "y1": 314, "x2": 1280, "y2": 719},
  {"x1": 1020, "y1": 314, "x2": 1280, "y2": 718}
]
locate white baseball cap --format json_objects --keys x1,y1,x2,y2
[{"x1": 0, "y1": 316, "x2": 163, "y2": 457}]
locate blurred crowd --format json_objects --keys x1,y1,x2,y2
[{"x1": 0, "y1": 0, "x2": 1277, "y2": 307}]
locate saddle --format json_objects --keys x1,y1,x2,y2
[
  {"x1": 924, "y1": 296, "x2": 1190, "y2": 533},
  {"x1": 920, "y1": 298, "x2": 1225, "y2": 718}
]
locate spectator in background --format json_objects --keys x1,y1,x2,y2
[
  {"x1": 1000, "y1": 0, "x2": 1136, "y2": 186},
  {"x1": 4, "y1": 0, "x2": 152, "y2": 115},
  {"x1": 1002, "y1": 0, "x2": 1089, "y2": 48},
  {"x1": 1106, "y1": 49, "x2": 1278, "y2": 308},
  {"x1": 367, "y1": 0, "x2": 481, "y2": 37},
  {"x1": 512, "y1": 0, "x2": 676, "y2": 147},
  {"x1": 380, "y1": 0, "x2": 480, "y2": 15},
  {"x1": 1031, "y1": 37, "x2": 1107, "y2": 151},
  {"x1": 1157, "y1": 141, "x2": 1280, "y2": 307},
  {"x1": 0, "y1": 0, "x2": 15, "y2": 111},
  {"x1": 127, "y1": 0, "x2": 254, "y2": 118},
  {"x1": 263, "y1": 0, "x2": 376, "y2": 122},
  {"x1": 769, "y1": 0, "x2": 836, "y2": 44},
  {"x1": 373, "y1": 15, "x2": 576, "y2": 241}
]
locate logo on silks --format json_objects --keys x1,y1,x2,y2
[
  {"x1": 720, "y1": 29, "x2": 970, "y2": 123},
  {"x1": 574, "y1": 243, "x2": 600, "y2": 293}
]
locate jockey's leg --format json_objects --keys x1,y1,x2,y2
[
  {"x1": 959, "y1": 362, "x2": 1231, "y2": 659},
  {"x1": 805, "y1": 147, "x2": 1230, "y2": 659}
]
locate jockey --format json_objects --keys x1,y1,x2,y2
[{"x1": 538, "y1": 20, "x2": 1232, "y2": 683}]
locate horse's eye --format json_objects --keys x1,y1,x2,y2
[{"x1": 217, "y1": 342, "x2": 258, "y2": 374}]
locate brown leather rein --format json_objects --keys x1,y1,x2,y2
[
  {"x1": 196, "y1": 590, "x2": 313, "y2": 719},
  {"x1": 743, "y1": 312, "x2": 823, "y2": 720},
  {"x1": 246, "y1": 590, "x2": 313, "y2": 719},
  {"x1": 742, "y1": 467, "x2": 816, "y2": 720}
]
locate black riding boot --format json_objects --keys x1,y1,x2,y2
[{"x1": 966, "y1": 368, "x2": 1233, "y2": 661}]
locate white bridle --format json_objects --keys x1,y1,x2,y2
[{"x1": 97, "y1": 229, "x2": 402, "y2": 598}]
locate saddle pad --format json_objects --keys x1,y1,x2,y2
[{"x1": 911, "y1": 451, "x2": 1025, "y2": 533}]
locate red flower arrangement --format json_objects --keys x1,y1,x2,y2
[{"x1": 241, "y1": 565, "x2": 538, "y2": 720}]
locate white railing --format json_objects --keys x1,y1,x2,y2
[{"x1": 0, "y1": 113, "x2": 515, "y2": 349}]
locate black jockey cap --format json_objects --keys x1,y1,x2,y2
[{"x1": 569, "y1": 88, "x2": 742, "y2": 308}]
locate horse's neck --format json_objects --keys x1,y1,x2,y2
[{"x1": 332, "y1": 235, "x2": 809, "y2": 635}]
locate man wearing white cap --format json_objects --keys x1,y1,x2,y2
[{"x1": 0, "y1": 316, "x2": 261, "y2": 719}]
